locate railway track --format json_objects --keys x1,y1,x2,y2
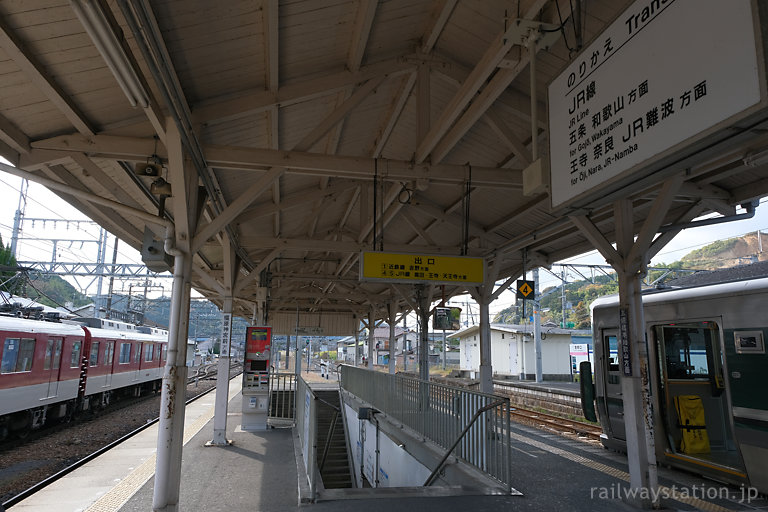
[
  {"x1": 188, "y1": 361, "x2": 242, "y2": 384},
  {"x1": 1, "y1": 363, "x2": 242, "y2": 508},
  {"x1": 507, "y1": 405, "x2": 603, "y2": 441}
]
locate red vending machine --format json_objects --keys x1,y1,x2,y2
[
  {"x1": 242, "y1": 326, "x2": 272, "y2": 430},
  {"x1": 244, "y1": 326, "x2": 272, "y2": 390}
]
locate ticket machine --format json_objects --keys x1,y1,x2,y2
[{"x1": 242, "y1": 326, "x2": 272, "y2": 430}]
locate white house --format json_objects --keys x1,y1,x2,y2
[{"x1": 454, "y1": 323, "x2": 591, "y2": 380}]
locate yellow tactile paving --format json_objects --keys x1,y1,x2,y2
[{"x1": 83, "y1": 380, "x2": 242, "y2": 512}]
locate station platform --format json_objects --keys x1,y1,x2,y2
[
  {"x1": 494, "y1": 379, "x2": 581, "y2": 396},
  {"x1": 10, "y1": 371, "x2": 768, "y2": 512}
]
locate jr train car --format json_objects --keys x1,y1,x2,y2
[
  {"x1": 590, "y1": 277, "x2": 768, "y2": 494},
  {"x1": 0, "y1": 316, "x2": 167, "y2": 439}
]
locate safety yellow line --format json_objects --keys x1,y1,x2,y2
[
  {"x1": 85, "y1": 404, "x2": 216, "y2": 512},
  {"x1": 85, "y1": 377, "x2": 242, "y2": 512},
  {"x1": 509, "y1": 432, "x2": 735, "y2": 512},
  {"x1": 665, "y1": 452, "x2": 747, "y2": 478}
]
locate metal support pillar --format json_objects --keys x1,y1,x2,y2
[
  {"x1": 208, "y1": 296, "x2": 232, "y2": 446},
  {"x1": 387, "y1": 303, "x2": 396, "y2": 374},
  {"x1": 477, "y1": 297, "x2": 493, "y2": 393},
  {"x1": 614, "y1": 199, "x2": 658, "y2": 508},
  {"x1": 354, "y1": 327, "x2": 360, "y2": 366},
  {"x1": 368, "y1": 309, "x2": 375, "y2": 368},
  {"x1": 415, "y1": 285, "x2": 430, "y2": 381},
  {"x1": 533, "y1": 268, "x2": 543, "y2": 382},
  {"x1": 153, "y1": 252, "x2": 192, "y2": 511}
]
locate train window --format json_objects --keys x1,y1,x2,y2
[
  {"x1": 119, "y1": 342, "x2": 131, "y2": 364},
  {"x1": 105, "y1": 342, "x2": 114, "y2": 365},
  {"x1": 162, "y1": 344, "x2": 168, "y2": 362},
  {"x1": 44, "y1": 338, "x2": 63, "y2": 371},
  {"x1": 1, "y1": 338, "x2": 35, "y2": 373},
  {"x1": 145, "y1": 344, "x2": 154, "y2": 362},
  {"x1": 44, "y1": 340, "x2": 53, "y2": 370},
  {"x1": 89, "y1": 342, "x2": 100, "y2": 367},
  {"x1": 134, "y1": 343, "x2": 142, "y2": 363},
  {"x1": 660, "y1": 325, "x2": 712, "y2": 379},
  {"x1": 70, "y1": 341, "x2": 82, "y2": 368}
]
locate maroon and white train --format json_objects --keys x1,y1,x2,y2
[{"x1": 0, "y1": 315, "x2": 168, "y2": 439}]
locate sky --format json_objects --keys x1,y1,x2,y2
[{"x1": 1, "y1": 168, "x2": 767, "y2": 320}]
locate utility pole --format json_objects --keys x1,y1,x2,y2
[
  {"x1": 10, "y1": 179, "x2": 27, "y2": 259},
  {"x1": 94, "y1": 228, "x2": 107, "y2": 318},
  {"x1": 561, "y1": 267, "x2": 567, "y2": 328},
  {"x1": 106, "y1": 236, "x2": 125, "y2": 319}
]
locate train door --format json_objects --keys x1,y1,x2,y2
[
  {"x1": 133, "y1": 342, "x2": 142, "y2": 381},
  {"x1": 601, "y1": 330, "x2": 625, "y2": 440},
  {"x1": 104, "y1": 341, "x2": 115, "y2": 387},
  {"x1": 654, "y1": 321, "x2": 744, "y2": 472},
  {"x1": 45, "y1": 338, "x2": 63, "y2": 398}
]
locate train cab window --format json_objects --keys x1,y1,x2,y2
[
  {"x1": 660, "y1": 325, "x2": 714, "y2": 379},
  {"x1": 1, "y1": 338, "x2": 35, "y2": 373},
  {"x1": 70, "y1": 341, "x2": 82, "y2": 368},
  {"x1": 145, "y1": 344, "x2": 154, "y2": 362},
  {"x1": 119, "y1": 342, "x2": 131, "y2": 364},
  {"x1": 89, "y1": 342, "x2": 100, "y2": 367}
]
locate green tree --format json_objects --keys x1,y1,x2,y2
[{"x1": 0, "y1": 235, "x2": 22, "y2": 295}]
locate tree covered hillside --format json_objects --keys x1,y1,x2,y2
[{"x1": 493, "y1": 231, "x2": 767, "y2": 328}]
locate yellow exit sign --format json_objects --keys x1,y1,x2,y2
[{"x1": 360, "y1": 251, "x2": 485, "y2": 285}]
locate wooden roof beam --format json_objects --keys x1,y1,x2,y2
[
  {"x1": 414, "y1": 0, "x2": 549, "y2": 164},
  {"x1": 348, "y1": 0, "x2": 378, "y2": 72},
  {"x1": 0, "y1": 18, "x2": 95, "y2": 136},
  {"x1": 421, "y1": 0, "x2": 458, "y2": 54},
  {"x1": 31, "y1": 133, "x2": 523, "y2": 188},
  {"x1": 192, "y1": 58, "x2": 414, "y2": 124}
]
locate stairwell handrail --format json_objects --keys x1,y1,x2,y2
[
  {"x1": 314, "y1": 395, "x2": 341, "y2": 473},
  {"x1": 423, "y1": 398, "x2": 507, "y2": 487}
]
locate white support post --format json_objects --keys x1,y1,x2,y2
[
  {"x1": 208, "y1": 296, "x2": 232, "y2": 446},
  {"x1": 416, "y1": 285, "x2": 430, "y2": 381},
  {"x1": 368, "y1": 309, "x2": 375, "y2": 368},
  {"x1": 388, "y1": 303, "x2": 396, "y2": 374},
  {"x1": 614, "y1": 199, "x2": 658, "y2": 508},
  {"x1": 533, "y1": 267, "x2": 543, "y2": 382},
  {"x1": 477, "y1": 296, "x2": 493, "y2": 393},
  {"x1": 153, "y1": 252, "x2": 191, "y2": 511}
]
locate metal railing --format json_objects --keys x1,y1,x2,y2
[
  {"x1": 295, "y1": 375, "x2": 319, "y2": 499},
  {"x1": 268, "y1": 371, "x2": 296, "y2": 423},
  {"x1": 340, "y1": 365, "x2": 511, "y2": 492}
]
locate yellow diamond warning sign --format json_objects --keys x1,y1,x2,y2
[{"x1": 516, "y1": 280, "x2": 534, "y2": 299}]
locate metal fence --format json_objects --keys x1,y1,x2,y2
[
  {"x1": 268, "y1": 371, "x2": 296, "y2": 424},
  {"x1": 340, "y1": 365, "x2": 511, "y2": 492},
  {"x1": 295, "y1": 375, "x2": 319, "y2": 499}
]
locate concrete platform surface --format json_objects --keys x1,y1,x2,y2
[{"x1": 10, "y1": 368, "x2": 768, "y2": 512}]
